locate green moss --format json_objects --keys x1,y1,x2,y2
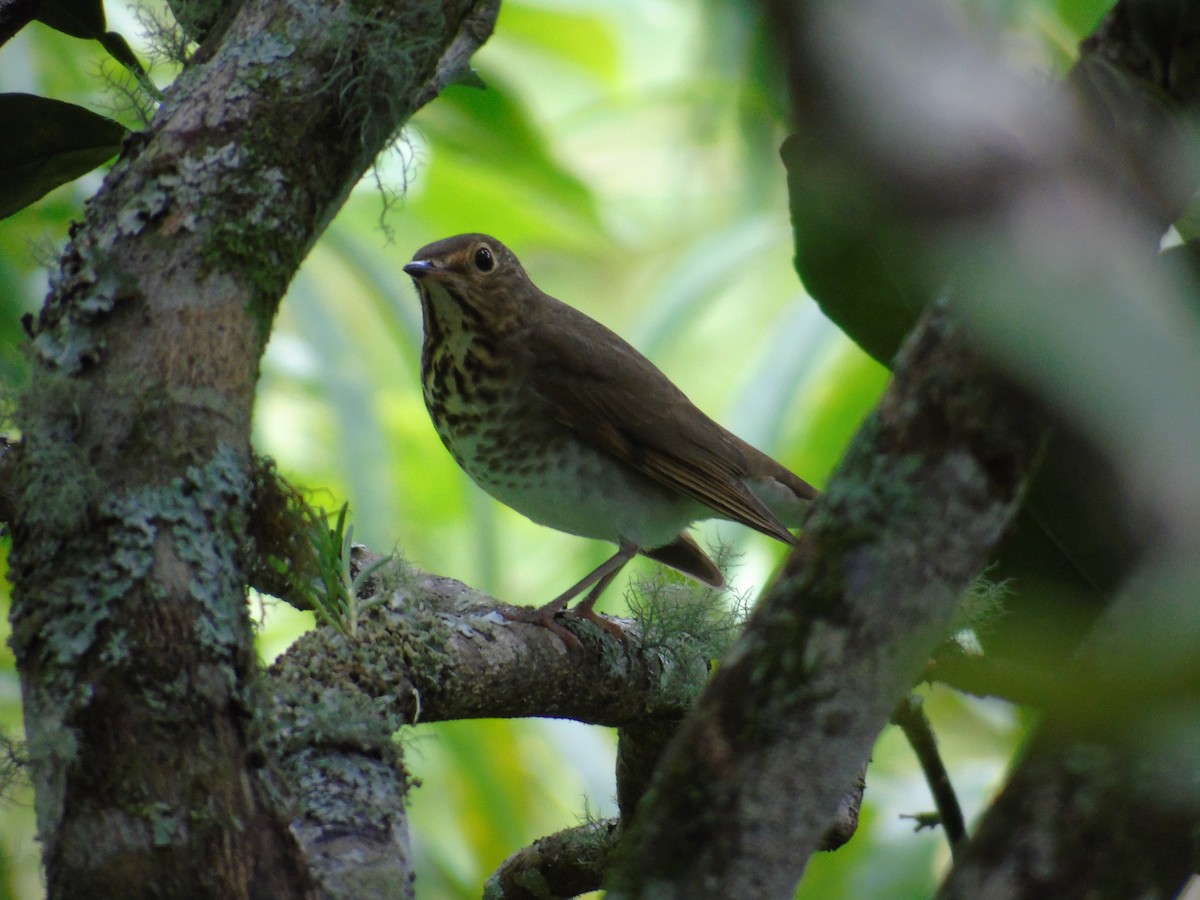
[
  {"x1": 264, "y1": 679, "x2": 409, "y2": 841},
  {"x1": 270, "y1": 680, "x2": 400, "y2": 756},
  {"x1": 336, "y1": 570, "x2": 455, "y2": 707},
  {"x1": 243, "y1": 455, "x2": 325, "y2": 610},
  {"x1": 245, "y1": 481, "x2": 402, "y2": 635},
  {"x1": 190, "y1": 143, "x2": 303, "y2": 343},
  {"x1": 814, "y1": 414, "x2": 925, "y2": 543},
  {"x1": 13, "y1": 373, "x2": 102, "y2": 540}
]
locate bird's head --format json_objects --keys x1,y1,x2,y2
[{"x1": 404, "y1": 234, "x2": 534, "y2": 333}]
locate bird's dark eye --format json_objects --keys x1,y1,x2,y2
[{"x1": 473, "y1": 246, "x2": 494, "y2": 272}]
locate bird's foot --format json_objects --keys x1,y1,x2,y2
[
  {"x1": 502, "y1": 604, "x2": 581, "y2": 650},
  {"x1": 501, "y1": 602, "x2": 627, "y2": 650}
]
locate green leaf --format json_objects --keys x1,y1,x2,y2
[
  {"x1": 35, "y1": 0, "x2": 146, "y2": 78},
  {"x1": 1055, "y1": 0, "x2": 1113, "y2": 37},
  {"x1": 0, "y1": 93, "x2": 127, "y2": 219},
  {"x1": 780, "y1": 131, "x2": 925, "y2": 365},
  {"x1": 99, "y1": 30, "x2": 145, "y2": 76},
  {"x1": 35, "y1": 0, "x2": 106, "y2": 39},
  {"x1": 415, "y1": 72, "x2": 601, "y2": 236},
  {"x1": 496, "y1": 5, "x2": 618, "y2": 83}
]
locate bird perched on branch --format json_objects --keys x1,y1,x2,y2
[{"x1": 405, "y1": 234, "x2": 817, "y2": 645}]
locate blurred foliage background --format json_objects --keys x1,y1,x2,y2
[{"x1": 0, "y1": 0, "x2": 1113, "y2": 896}]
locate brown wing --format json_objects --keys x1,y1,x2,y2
[{"x1": 511, "y1": 305, "x2": 799, "y2": 545}]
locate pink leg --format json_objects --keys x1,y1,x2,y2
[{"x1": 503, "y1": 542, "x2": 636, "y2": 647}]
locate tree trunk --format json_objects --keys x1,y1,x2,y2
[{"x1": 7, "y1": 1, "x2": 497, "y2": 894}]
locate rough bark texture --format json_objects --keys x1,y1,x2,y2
[
  {"x1": 267, "y1": 567, "x2": 713, "y2": 729},
  {"x1": 264, "y1": 564, "x2": 733, "y2": 897},
  {"x1": 484, "y1": 821, "x2": 619, "y2": 900},
  {"x1": 6, "y1": 0, "x2": 497, "y2": 896},
  {"x1": 605, "y1": 306, "x2": 1047, "y2": 899},
  {"x1": 938, "y1": 726, "x2": 1197, "y2": 899},
  {"x1": 604, "y1": 0, "x2": 1200, "y2": 896},
  {"x1": 264, "y1": 560, "x2": 866, "y2": 896}
]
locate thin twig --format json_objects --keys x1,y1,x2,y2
[{"x1": 893, "y1": 694, "x2": 967, "y2": 856}]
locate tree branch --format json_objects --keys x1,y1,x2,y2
[
  {"x1": 606, "y1": 303, "x2": 1047, "y2": 898},
  {"x1": 484, "y1": 820, "x2": 619, "y2": 900},
  {"x1": 607, "y1": 0, "x2": 1200, "y2": 895},
  {"x1": 263, "y1": 556, "x2": 869, "y2": 897},
  {"x1": 268, "y1": 567, "x2": 711, "y2": 727},
  {"x1": 264, "y1": 566, "x2": 719, "y2": 896},
  {"x1": 893, "y1": 694, "x2": 966, "y2": 856},
  {"x1": 8, "y1": 0, "x2": 498, "y2": 894}
]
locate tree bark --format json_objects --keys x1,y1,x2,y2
[
  {"x1": 605, "y1": 302, "x2": 1047, "y2": 899},
  {"x1": 606, "y1": 0, "x2": 1200, "y2": 895},
  {"x1": 7, "y1": 0, "x2": 497, "y2": 895}
]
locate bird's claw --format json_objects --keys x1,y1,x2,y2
[{"x1": 501, "y1": 604, "x2": 627, "y2": 650}]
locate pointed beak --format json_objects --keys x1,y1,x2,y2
[{"x1": 404, "y1": 259, "x2": 438, "y2": 279}]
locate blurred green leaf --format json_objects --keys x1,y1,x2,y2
[
  {"x1": 631, "y1": 214, "x2": 781, "y2": 357},
  {"x1": 320, "y1": 226, "x2": 424, "y2": 364},
  {"x1": 0, "y1": 93, "x2": 126, "y2": 219},
  {"x1": 415, "y1": 73, "x2": 601, "y2": 237},
  {"x1": 780, "y1": 131, "x2": 926, "y2": 365},
  {"x1": 1055, "y1": 0, "x2": 1111, "y2": 36},
  {"x1": 35, "y1": 0, "x2": 146, "y2": 77},
  {"x1": 497, "y1": 4, "x2": 618, "y2": 83},
  {"x1": 35, "y1": 0, "x2": 105, "y2": 39},
  {"x1": 284, "y1": 266, "x2": 400, "y2": 547},
  {"x1": 726, "y1": 301, "x2": 842, "y2": 456},
  {"x1": 787, "y1": 339, "x2": 890, "y2": 481},
  {"x1": 99, "y1": 30, "x2": 145, "y2": 76}
]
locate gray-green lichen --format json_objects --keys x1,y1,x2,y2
[
  {"x1": 223, "y1": 31, "x2": 296, "y2": 93},
  {"x1": 195, "y1": 143, "x2": 305, "y2": 336},
  {"x1": 814, "y1": 422, "x2": 926, "y2": 543},
  {"x1": 13, "y1": 373, "x2": 102, "y2": 542},
  {"x1": 265, "y1": 561, "x2": 458, "y2": 728},
  {"x1": 624, "y1": 564, "x2": 747, "y2": 707},
  {"x1": 31, "y1": 240, "x2": 131, "y2": 374},
  {"x1": 174, "y1": 443, "x2": 254, "y2": 657},
  {"x1": 10, "y1": 441, "x2": 257, "y2": 850},
  {"x1": 265, "y1": 680, "x2": 409, "y2": 837},
  {"x1": 20, "y1": 695, "x2": 78, "y2": 843},
  {"x1": 10, "y1": 441, "x2": 253, "y2": 694}
]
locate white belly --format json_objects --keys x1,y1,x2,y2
[{"x1": 446, "y1": 420, "x2": 703, "y2": 550}]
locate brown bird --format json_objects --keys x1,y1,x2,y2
[{"x1": 404, "y1": 234, "x2": 817, "y2": 644}]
